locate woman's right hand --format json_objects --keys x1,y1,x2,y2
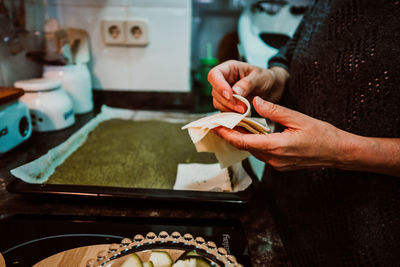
[{"x1": 207, "y1": 60, "x2": 289, "y2": 113}]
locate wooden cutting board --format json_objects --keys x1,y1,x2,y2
[
  {"x1": 0, "y1": 87, "x2": 24, "y2": 105},
  {"x1": 0, "y1": 252, "x2": 5, "y2": 267},
  {"x1": 33, "y1": 244, "x2": 109, "y2": 267},
  {"x1": 33, "y1": 245, "x2": 185, "y2": 267}
]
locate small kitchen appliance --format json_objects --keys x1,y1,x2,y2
[
  {"x1": 43, "y1": 64, "x2": 93, "y2": 114},
  {"x1": 0, "y1": 88, "x2": 32, "y2": 155},
  {"x1": 238, "y1": 0, "x2": 306, "y2": 67},
  {"x1": 16, "y1": 78, "x2": 75, "y2": 132}
]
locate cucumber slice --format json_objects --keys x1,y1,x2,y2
[
  {"x1": 143, "y1": 262, "x2": 154, "y2": 267},
  {"x1": 185, "y1": 251, "x2": 199, "y2": 257},
  {"x1": 172, "y1": 258, "x2": 212, "y2": 267},
  {"x1": 121, "y1": 253, "x2": 143, "y2": 267},
  {"x1": 149, "y1": 251, "x2": 173, "y2": 267},
  {"x1": 176, "y1": 250, "x2": 200, "y2": 261},
  {"x1": 176, "y1": 251, "x2": 212, "y2": 267},
  {"x1": 171, "y1": 260, "x2": 191, "y2": 267}
]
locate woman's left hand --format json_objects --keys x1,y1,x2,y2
[{"x1": 213, "y1": 96, "x2": 351, "y2": 171}]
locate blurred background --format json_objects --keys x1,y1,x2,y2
[{"x1": 0, "y1": 0, "x2": 311, "y2": 103}]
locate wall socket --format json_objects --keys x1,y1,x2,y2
[
  {"x1": 102, "y1": 20, "x2": 125, "y2": 45},
  {"x1": 126, "y1": 20, "x2": 149, "y2": 46},
  {"x1": 102, "y1": 20, "x2": 149, "y2": 46}
]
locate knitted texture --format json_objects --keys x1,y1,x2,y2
[{"x1": 266, "y1": 0, "x2": 400, "y2": 266}]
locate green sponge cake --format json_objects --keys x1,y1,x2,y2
[{"x1": 47, "y1": 119, "x2": 217, "y2": 189}]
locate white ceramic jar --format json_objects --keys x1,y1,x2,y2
[
  {"x1": 43, "y1": 64, "x2": 93, "y2": 114},
  {"x1": 16, "y1": 78, "x2": 75, "y2": 132}
]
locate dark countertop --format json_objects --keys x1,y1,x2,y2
[{"x1": 0, "y1": 110, "x2": 290, "y2": 267}]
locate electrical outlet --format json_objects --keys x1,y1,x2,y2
[
  {"x1": 102, "y1": 20, "x2": 125, "y2": 45},
  {"x1": 126, "y1": 20, "x2": 149, "y2": 46}
]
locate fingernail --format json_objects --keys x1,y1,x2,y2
[
  {"x1": 223, "y1": 91, "x2": 231, "y2": 100},
  {"x1": 232, "y1": 86, "x2": 244, "y2": 95},
  {"x1": 255, "y1": 96, "x2": 264, "y2": 106},
  {"x1": 237, "y1": 106, "x2": 245, "y2": 114}
]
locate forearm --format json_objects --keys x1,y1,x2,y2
[{"x1": 338, "y1": 131, "x2": 400, "y2": 177}]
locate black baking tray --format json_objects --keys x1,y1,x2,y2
[
  {"x1": 6, "y1": 159, "x2": 259, "y2": 206},
  {"x1": 3, "y1": 111, "x2": 259, "y2": 206},
  {"x1": 0, "y1": 214, "x2": 252, "y2": 266}
]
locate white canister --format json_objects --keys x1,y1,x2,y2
[
  {"x1": 43, "y1": 64, "x2": 93, "y2": 114},
  {"x1": 16, "y1": 78, "x2": 75, "y2": 132}
]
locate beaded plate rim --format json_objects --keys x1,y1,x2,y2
[{"x1": 86, "y1": 231, "x2": 243, "y2": 267}]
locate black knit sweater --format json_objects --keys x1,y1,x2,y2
[{"x1": 265, "y1": 0, "x2": 400, "y2": 266}]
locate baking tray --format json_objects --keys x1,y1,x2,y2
[
  {"x1": 6, "y1": 158, "x2": 258, "y2": 206},
  {"x1": 6, "y1": 106, "x2": 260, "y2": 206}
]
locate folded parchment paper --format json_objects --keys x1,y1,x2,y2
[{"x1": 182, "y1": 95, "x2": 270, "y2": 168}]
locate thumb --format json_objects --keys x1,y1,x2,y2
[
  {"x1": 231, "y1": 71, "x2": 260, "y2": 97},
  {"x1": 253, "y1": 96, "x2": 309, "y2": 128}
]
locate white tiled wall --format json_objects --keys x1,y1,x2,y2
[{"x1": 26, "y1": 0, "x2": 191, "y2": 92}]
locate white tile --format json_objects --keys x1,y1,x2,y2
[
  {"x1": 57, "y1": 5, "x2": 130, "y2": 90},
  {"x1": 92, "y1": 46, "x2": 130, "y2": 90},
  {"x1": 44, "y1": 0, "x2": 128, "y2": 7},
  {"x1": 24, "y1": 1, "x2": 46, "y2": 31},
  {"x1": 38, "y1": 1, "x2": 191, "y2": 91},
  {"x1": 44, "y1": 3, "x2": 65, "y2": 26},
  {"x1": 42, "y1": 0, "x2": 189, "y2": 8},
  {"x1": 126, "y1": 6, "x2": 191, "y2": 91}
]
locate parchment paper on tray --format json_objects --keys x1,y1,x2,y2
[
  {"x1": 10, "y1": 105, "x2": 252, "y2": 192},
  {"x1": 174, "y1": 162, "x2": 252, "y2": 192}
]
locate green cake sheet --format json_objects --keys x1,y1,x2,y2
[{"x1": 46, "y1": 119, "x2": 217, "y2": 189}]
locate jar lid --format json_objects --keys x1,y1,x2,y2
[{"x1": 14, "y1": 78, "x2": 62, "y2": 92}]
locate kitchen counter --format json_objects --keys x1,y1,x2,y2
[{"x1": 0, "y1": 110, "x2": 290, "y2": 267}]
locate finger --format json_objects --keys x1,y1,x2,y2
[
  {"x1": 253, "y1": 96, "x2": 310, "y2": 128},
  {"x1": 213, "y1": 98, "x2": 233, "y2": 112},
  {"x1": 231, "y1": 70, "x2": 260, "y2": 97},
  {"x1": 213, "y1": 126, "x2": 284, "y2": 151},
  {"x1": 208, "y1": 65, "x2": 234, "y2": 101},
  {"x1": 212, "y1": 88, "x2": 247, "y2": 113},
  {"x1": 232, "y1": 126, "x2": 252, "y2": 134}
]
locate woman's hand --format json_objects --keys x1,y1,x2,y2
[
  {"x1": 208, "y1": 60, "x2": 288, "y2": 114},
  {"x1": 214, "y1": 97, "x2": 400, "y2": 176},
  {"x1": 213, "y1": 96, "x2": 350, "y2": 171}
]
